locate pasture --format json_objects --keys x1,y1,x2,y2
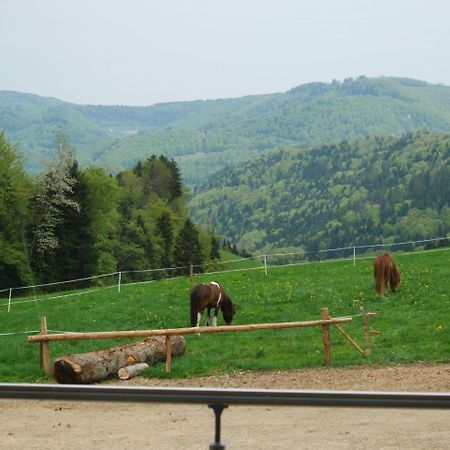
[{"x1": 0, "y1": 248, "x2": 448, "y2": 383}]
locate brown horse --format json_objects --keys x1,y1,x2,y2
[
  {"x1": 374, "y1": 253, "x2": 401, "y2": 296},
  {"x1": 190, "y1": 282, "x2": 236, "y2": 327}
]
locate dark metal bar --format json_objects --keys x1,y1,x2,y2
[
  {"x1": 209, "y1": 404, "x2": 228, "y2": 450},
  {"x1": 0, "y1": 383, "x2": 449, "y2": 409}
]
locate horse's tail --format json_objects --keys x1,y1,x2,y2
[
  {"x1": 190, "y1": 290, "x2": 198, "y2": 327},
  {"x1": 374, "y1": 257, "x2": 386, "y2": 296}
]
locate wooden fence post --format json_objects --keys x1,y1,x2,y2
[
  {"x1": 165, "y1": 335, "x2": 172, "y2": 373},
  {"x1": 189, "y1": 264, "x2": 193, "y2": 282},
  {"x1": 7, "y1": 288, "x2": 12, "y2": 312},
  {"x1": 320, "y1": 308, "x2": 331, "y2": 365},
  {"x1": 361, "y1": 305, "x2": 371, "y2": 356},
  {"x1": 40, "y1": 316, "x2": 52, "y2": 375}
]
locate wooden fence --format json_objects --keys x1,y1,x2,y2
[{"x1": 28, "y1": 307, "x2": 376, "y2": 376}]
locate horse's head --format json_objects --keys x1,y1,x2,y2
[
  {"x1": 221, "y1": 294, "x2": 236, "y2": 325},
  {"x1": 390, "y1": 264, "x2": 401, "y2": 292}
]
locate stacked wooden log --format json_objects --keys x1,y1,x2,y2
[{"x1": 53, "y1": 335, "x2": 186, "y2": 384}]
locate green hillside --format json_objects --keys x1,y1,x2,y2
[
  {"x1": 189, "y1": 130, "x2": 450, "y2": 253},
  {"x1": 1, "y1": 76, "x2": 450, "y2": 184},
  {"x1": 0, "y1": 248, "x2": 448, "y2": 382}
]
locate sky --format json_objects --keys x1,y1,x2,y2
[{"x1": 1, "y1": 0, "x2": 449, "y2": 106}]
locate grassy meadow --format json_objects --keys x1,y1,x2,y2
[{"x1": 0, "y1": 248, "x2": 448, "y2": 383}]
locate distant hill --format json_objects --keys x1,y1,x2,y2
[
  {"x1": 189, "y1": 130, "x2": 450, "y2": 253},
  {"x1": 1, "y1": 76, "x2": 450, "y2": 184}
]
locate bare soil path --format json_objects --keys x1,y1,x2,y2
[{"x1": 1, "y1": 363, "x2": 449, "y2": 449}]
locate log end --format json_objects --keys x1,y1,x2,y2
[{"x1": 53, "y1": 359, "x2": 84, "y2": 384}]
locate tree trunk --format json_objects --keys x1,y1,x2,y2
[{"x1": 53, "y1": 335, "x2": 186, "y2": 384}]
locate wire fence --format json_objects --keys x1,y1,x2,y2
[{"x1": 0, "y1": 235, "x2": 448, "y2": 314}]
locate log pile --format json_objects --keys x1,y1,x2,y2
[{"x1": 53, "y1": 335, "x2": 186, "y2": 384}]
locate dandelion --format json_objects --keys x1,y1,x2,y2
[{"x1": 436, "y1": 325, "x2": 443, "y2": 333}]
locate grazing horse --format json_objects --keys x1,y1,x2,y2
[
  {"x1": 374, "y1": 253, "x2": 401, "y2": 296},
  {"x1": 190, "y1": 282, "x2": 236, "y2": 327}
]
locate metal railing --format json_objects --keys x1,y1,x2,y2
[{"x1": 1, "y1": 383, "x2": 449, "y2": 449}]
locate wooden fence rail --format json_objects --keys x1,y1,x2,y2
[
  {"x1": 28, "y1": 317, "x2": 353, "y2": 342},
  {"x1": 28, "y1": 308, "x2": 375, "y2": 376}
]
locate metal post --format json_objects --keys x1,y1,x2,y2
[
  {"x1": 353, "y1": 246, "x2": 356, "y2": 267},
  {"x1": 118, "y1": 272, "x2": 122, "y2": 293},
  {"x1": 208, "y1": 404, "x2": 228, "y2": 450},
  {"x1": 263, "y1": 255, "x2": 268, "y2": 276}
]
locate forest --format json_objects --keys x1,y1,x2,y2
[
  {"x1": 189, "y1": 130, "x2": 450, "y2": 254},
  {"x1": 0, "y1": 133, "x2": 223, "y2": 291}
]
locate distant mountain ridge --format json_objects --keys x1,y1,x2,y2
[{"x1": 1, "y1": 76, "x2": 450, "y2": 184}]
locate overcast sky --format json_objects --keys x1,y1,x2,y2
[{"x1": 1, "y1": 0, "x2": 449, "y2": 106}]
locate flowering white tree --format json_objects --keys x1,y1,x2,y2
[{"x1": 30, "y1": 137, "x2": 80, "y2": 274}]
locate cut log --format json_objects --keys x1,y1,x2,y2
[
  {"x1": 118, "y1": 363, "x2": 149, "y2": 380},
  {"x1": 53, "y1": 335, "x2": 186, "y2": 384}
]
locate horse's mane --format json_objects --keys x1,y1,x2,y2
[{"x1": 220, "y1": 291, "x2": 233, "y2": 309}]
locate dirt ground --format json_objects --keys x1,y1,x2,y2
[{"x1": 1, "y1": 363, "x2": 449, "y2": 449}]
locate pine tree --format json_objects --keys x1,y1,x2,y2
[
  {"x1": 210, "y1": 235, "x2": 221, "y2": 260},
  {"x1": 53, "y1": 160, "x2": 98, "y2": 286},
  {"x1": 156, "y1": 212, "x2": 173, "y2": 268},
  {"x1": 165, "y1": 157, "x2": 183, "y2": 201},
  {"x1": 173, "y1": 218, "x2": 204, "y2": 274}
]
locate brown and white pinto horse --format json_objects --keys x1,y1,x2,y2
[
  {"x1": 374, "y1": 253, "x2": 401, "y2": 296},
  {"x1": 190, "y1": 282, "x2": 236, "y2": 327}
]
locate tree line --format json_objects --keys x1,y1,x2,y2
[{"x1": 0, "y1": 133, "x2": 222, "y2": 291}]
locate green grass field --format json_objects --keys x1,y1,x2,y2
[{"x1": 0, "y1": 248, "x2": 448, "y2": 382}]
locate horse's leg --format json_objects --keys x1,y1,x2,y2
[
  {"x1": 383, "y1": 265, "x2": 391, "y2": 295},
  {"x1": 194, "y1": 309, "x2": 202, "y2": 336},
  {"x1": 212, "y1": 307, "x2": 218, "y2": 326},
  {"x1": 205, "y1": 307, "x2": 212, "y2": 326}
]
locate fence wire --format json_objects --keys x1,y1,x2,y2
[{"x1": 0, "y1": 235, "x2": 448, "y2": 312}]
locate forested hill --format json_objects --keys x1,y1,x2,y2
[
  {"x1": 189, "y1": 130, "x2": 450, "y2": 253},
  {"x1": 0, "y1": 132, "x2": 223, "y2": 290},
  {"x1": 1, "y1": 76, "x2": 450, "y2": 184}
]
